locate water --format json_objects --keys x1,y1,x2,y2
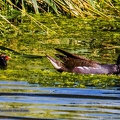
[{"x1": 0, "y1": 80, "x2": 120, "y2": 119}]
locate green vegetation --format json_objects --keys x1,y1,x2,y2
[
  {"x1": 0, "y1": 0, "x2": 120, "y2": 88},
  {"x1": 0, "y1": 0, "x2": 120, "y2": 33}
]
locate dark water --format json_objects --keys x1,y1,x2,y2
[{"x1": 0, "y1": 80, "x2": 120, "y2": 120}]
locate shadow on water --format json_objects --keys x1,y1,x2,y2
[{"x1": 0, "y1": 81, "x2": 120, "y2": 120}]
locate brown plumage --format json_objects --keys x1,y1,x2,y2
[
  {"x1": 55, "y1": 48, "x2": 99, "y2": 70},
  {"x1": 46, "y1": 48, "x2": 120, "y2": 75}
]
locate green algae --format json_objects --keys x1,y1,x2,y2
[{"x1": 0, "y1": 14, "x2": 120, "y2": 88}]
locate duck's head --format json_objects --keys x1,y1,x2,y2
[
  {"x1": 116, "y1": 54, "x2": 120, "y2": 75},
  {"x1": 0, "y1": 54, "x2": 10, "y2": 69}
]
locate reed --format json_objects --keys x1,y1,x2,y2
[
  {"x1": 0, "y1": 0, "x2": 119, "y2": 35},
  {"x1": 1, "y1": 0, "x2": 119, "y2": 18}
]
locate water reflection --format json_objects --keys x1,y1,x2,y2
[{"x1": 0, "y1": 80, "x2": 120, "y2": 119}]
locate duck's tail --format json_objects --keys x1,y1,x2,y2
[{"x1": 46, "y1": 55, "x2": 68, "y2": 72}]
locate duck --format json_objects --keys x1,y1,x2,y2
[
  {"x1": 0, "y1": 54, "x2": 10, "y2": 69},
  {"x1": 46, "y1": 48, "x2": 120, "y2": 75}
]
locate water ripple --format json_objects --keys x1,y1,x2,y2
[{"x1": 0, "y1": 80, "x2": 120, "y2": 119}]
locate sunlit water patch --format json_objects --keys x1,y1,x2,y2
[{"x1": 0, "y1": 80, "x2": 120, "y2": 119}]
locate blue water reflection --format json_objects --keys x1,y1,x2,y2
[{"x1": 0, "y1": 80, "x2": 120, "y2": 119}]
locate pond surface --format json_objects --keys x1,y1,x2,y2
[{"x1": 0, "y1": 80, "x2": 120, "y2": 119}]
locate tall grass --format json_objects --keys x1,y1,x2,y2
[
  {"x1": 1, "y1": 0, "x2": 120, "y2": 18},
  {"x1": 0, "y1": 0, "x2": 120, "y2": 35}
]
